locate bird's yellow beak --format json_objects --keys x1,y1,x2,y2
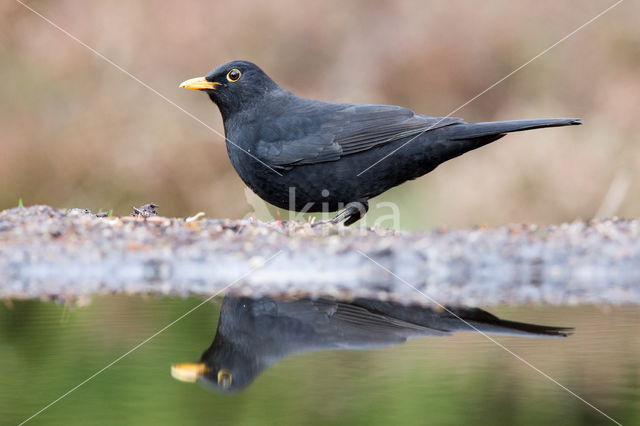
[
  {"x1": 171, "y1": 362, "x2": 207, "y2": 382},
  {"x1": 179, "y1": 77, "x2": 221, "y2": 90}
]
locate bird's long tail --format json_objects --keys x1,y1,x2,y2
[
  {"x1": 350, "y1": 300, "x2": 573, "y2": 338},
  {"x1": 444, "y1": 307, "x2": 573, "y2": 338},
  {"x1": 450, "y1": 118, "x2": 582, "y2": 140},
  {"x1": 428, "y1": 117, "x2": 581, "y2": 167}
]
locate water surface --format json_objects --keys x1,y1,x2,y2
[{"x1": 1, "y1": 296, "x2": 637, "y2": 425}]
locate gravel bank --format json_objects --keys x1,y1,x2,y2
[{"x1": 1, "y1": 205, "x2": 638, "y2": 306}]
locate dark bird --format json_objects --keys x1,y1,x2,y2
[
  {"x1": 180, "y1": 61, "x2": 581, "y2": 225},
  {"x1": 171, "y1": 296, "x2": 572, "y2": 393}
]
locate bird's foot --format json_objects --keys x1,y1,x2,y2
[{"x1": 311, "y1": 201, "x2": 369, "y2": 227}]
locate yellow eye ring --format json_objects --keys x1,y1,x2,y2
[
  {"x1": 217, "y1": 369, "x2": 233, "y2": 389},
  {"x1": 226, "y1": 69, "x2": 242, "y2": 82}
]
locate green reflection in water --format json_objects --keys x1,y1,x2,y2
[{"x1": 1, "y1": 296, "x2": 638, "y2": 426}]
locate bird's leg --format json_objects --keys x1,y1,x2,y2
[
  {"x1": 331, "y1": 201, "x2": 369, "y2": 226},
  {"x1": 310, "y1": 201, "x2": 369, "y2": 227}
]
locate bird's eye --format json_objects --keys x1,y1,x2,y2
[
  {"x1": 217, "y1": 369, "x2": 233, "y2": 389},
  {"x1": 226, "y1": 69, "x2": 242, "y2": 82}
]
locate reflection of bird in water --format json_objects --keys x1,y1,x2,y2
[{"x1": 172, "y1": 296, "x2": 572, "y2": 393}]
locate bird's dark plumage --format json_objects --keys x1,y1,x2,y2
[
  {"x1": 171, "y1": 296, "x2": 572, "y2": 393},
  {"x1": 180, "y1": 60, "x2": 581, "y2": 225}
]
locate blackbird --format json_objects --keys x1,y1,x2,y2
[
  {"x1": 180, "y1": 61, "x2": 581, "y2": 225},
  {"x1": 171, "y1": 296, "x2": 572, "y2": 392}
]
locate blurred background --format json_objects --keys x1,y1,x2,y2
[{"x1": 1, "y1": 0, "x2": 638, "y2": 229}]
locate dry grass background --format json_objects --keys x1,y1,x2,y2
[{"x1": 1, "y1": 0, "x2": 638, "y2": 229}]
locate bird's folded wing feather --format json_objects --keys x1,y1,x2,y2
[
  {"x1": 312, "y1": 299, "x2": 451, "y2": 337},
  {"x1": 258, "y1": 104, "x2": 462, "y2": 168}
]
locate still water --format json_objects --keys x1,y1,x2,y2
[{"x1": 1, "y1": 295, "x2": 638, "y2": 425}]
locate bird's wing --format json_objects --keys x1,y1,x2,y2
[
  {"x1": 312, "y1": 299, "x2": 452, "y2": 337},
  {"x1": 257, "y1": 134, "x2": 343, "y2": 167},
  {"x1": 258, "y1": 103, "x2": 462, "y2": 168},
  {"x1": 332, "y1": 104, "x2": 462, "y2": 156}
]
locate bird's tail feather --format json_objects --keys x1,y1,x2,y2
[
  {"x1": 450, "y1": 118, "x2": 582, "y2": 140},
  {"x1": 428, "y1": 118, "x2": 581, "y2": 166},
  {"x1": 445, "y1": 307, "x2": 573, "y2": 338}
]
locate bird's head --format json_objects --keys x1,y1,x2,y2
[
  {"x1": 171, "y1": 357, "x2": 262, "y2": 394},
  {"x1": 170, "y1": 331, "x2": 265, "y2": 394},
  {"x1": 179, "y1": 60, "x2": 280, "y2": 117},
  {"x1": 171, "y1": 362, "x2": 245, "y2": 393}
]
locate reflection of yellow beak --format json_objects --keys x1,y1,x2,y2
[
  {"x1": 179, "y1": 77, "x2": 221, "y2": 90},
  {"x1": 171, "y1": 362, "x2": 207, "y2": 382}
]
